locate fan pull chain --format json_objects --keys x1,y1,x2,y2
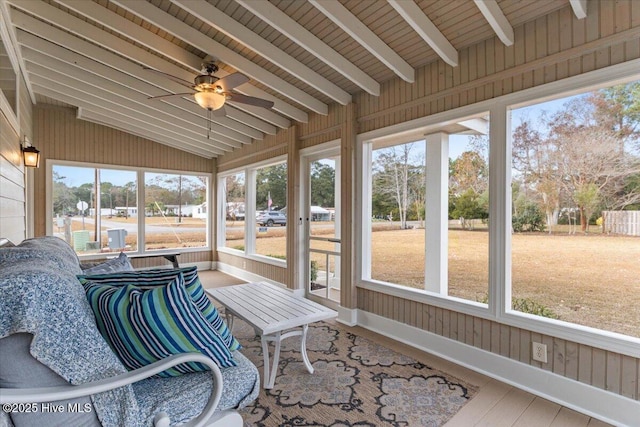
[{"x1": 207, "y1": 108, "x2": 212, "y2": 140}]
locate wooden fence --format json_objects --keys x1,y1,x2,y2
[{"x1": 602, "y1": 211, "x2": 640, "y2": 236}]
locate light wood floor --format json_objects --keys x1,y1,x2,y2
[{"x1": 198, "y1": 270, "x2": 612, "y2": 427}]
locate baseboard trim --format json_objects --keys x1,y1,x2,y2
[
  {"x1": 357, "y1": 310, "x2": 639, "y2": 427},
  {"x1": 337, "y1": 307, "x2": 358, "y2": 326}
]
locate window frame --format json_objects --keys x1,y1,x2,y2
[
  {"x1": 46, "y1": 159, "x2": 212, "y2": 259},
  {"x1": 357, "y1": 59, "x2": 640, "y2": 357},
  {"x1": 217, "y1": 156, "x2": 288, "y2": 268}
]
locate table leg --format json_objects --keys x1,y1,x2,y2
[
  {"x1": 224, "y1": 312, "x2": 234, "y2": 331},
  {"x1": 300, "y1": 324, "x2": 314, "y2": 374},
  {"x1": 261, "y1": 331, "x2": 282, "y2": 389}
]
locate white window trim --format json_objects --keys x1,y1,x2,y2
[
  {"x1": 46, "y1": 159, "x2": 212, "y2": 258},
  {"x1": 357, "y1": 58, "x2": 640, "y2": 357}
]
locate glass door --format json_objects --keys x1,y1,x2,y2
[{"x1": 303, "y1": 149, "x2": 341, "y2": 304}]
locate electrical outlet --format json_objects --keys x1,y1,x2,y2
[
  {"x1": 242, "y1": 260, "x2": 247, "y2": 269},
  {"x1": 532, "y1": 342, "x2": 548, "y2": 363}
]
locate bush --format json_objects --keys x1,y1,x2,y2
[
  {"x1": 512, "y1": 202, "x2": 545, "y2": 232},
  {"x1": 310, "y1": 260, "x2": 318, "y2": 282},
  {"x1": 512, "y1": 297, "x2": 559, "y2": 319},
  {"x1": 478, "y1": 294, "x2": 558, "y2": 319}
]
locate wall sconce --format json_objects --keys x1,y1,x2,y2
[{"x1": 21, "y1": 138, "x2": 40, "y2": 168}]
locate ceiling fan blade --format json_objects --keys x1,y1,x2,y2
[
  {"x1": 143, "y1": 67, "x2": 195, "y2": 90},
  {"x1": 224, "y1": 92, "x2": 274, "y2": 109},
  {"x1": 148, "y1": 92, "x2": 196, "y2": 100},
  {"x1": 216, "y1": 72, "x2": 249, "y2": 91}
]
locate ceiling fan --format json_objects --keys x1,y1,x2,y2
[
  {"x1": 146, "y1": 62, "x2": 274, "y2": 111},
  {"x1": 145, "y1": 62, "x2": 274, "y2": 140}
]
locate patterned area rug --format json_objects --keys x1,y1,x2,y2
[{"x1": 232, "y1": 319, "x2": 478, "y2": 427}]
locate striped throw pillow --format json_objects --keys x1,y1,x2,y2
[
  {"x1": 77, "y1": 267, "x2": 241, "y2": 351},
  {"x1": 82, "y1": 273, "x2": 236, "y2": 377}
]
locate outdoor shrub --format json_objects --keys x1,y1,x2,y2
[
  {"x1": 310, "y1": 260, "x2": 318, "y2": 282},
  {"x1": 477, "y1": 294, "x2": 558, "y2": 319},
  {"x1": 233, "y1": 245, "x2": 245, "y2": 251},
  {"x1": 512, "y1": 202, "x2": 545, "y2": 232},
  {"x1": 512, "y1": 297, "x2": 559, "y2": 319}
]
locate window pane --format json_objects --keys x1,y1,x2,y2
[
  {"x1": 448, "y1": 130, "x2": 490, "y2": 303},
  {"x1": 254, "y1": 163, "x2": 287, "y2": 260},
  {"x1": 51, "y1": 165, "x2": 137, "y2": 254},
  {"x1": 224, "y1": 172, "x2": 246, "y2": 251},
  {"x1": 144, "y1": 173, "x2": 208, "y2": 251},
  {"x1": 370, "y1": 141, "x2": 426, "y2": 288},
  {"x1": 510, "y1": 81, "x2": 640, "y2": 338},
  {"x1": 99, "y1": 169, "x2": 137, "y2": 252}
]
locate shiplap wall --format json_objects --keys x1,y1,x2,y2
[
  {"x1": 0, "y1": 110, "x2": 23, "y2": 242},
  {"x1": 31, "y1": 105, "x2": 214, "y2": 265},
  {"x1": 0, "y1": 72, "x2": 31, "y2": 243},
  {"x1": 216, "y1": 0, "x2": 640, "y2": 402}
]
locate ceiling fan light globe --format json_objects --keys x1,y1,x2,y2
[{"x1": 194, "y1": 91, "x2": 225, "y2": 110}]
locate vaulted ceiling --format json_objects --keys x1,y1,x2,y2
[{"x1": 1, "y1": 0, "x2": 587, "y2": 158}]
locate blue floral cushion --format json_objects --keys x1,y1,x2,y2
[
  {"x1": 81, "y1": 252, "x2": 133, "y2": 274},
  {"x1": 82, "y1": 273, "x2": 236, "y2": 377},
  {"x1": 77, "y1": 267, "x2": 241, "y2": 351}
]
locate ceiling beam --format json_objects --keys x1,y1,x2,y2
[
  {"x1": 172, "y1": 0, "x2": 352, "y2": 105},
  {"x1": 111, "y1": 0, "x2": 327, "y2": 115},
  {"x1": 10, "y1": 8, "x2": 267, "y2": 140},
  {"x1": 387, "y1": 0, "x2": 458, "y2": 67},
  {"x1": 0, "y1": 0, "x2": 35, "y2": 104},
  {"x1": 17, "y1": 31, "x2": 254, "y2": 144},
  {"x1": 28, "y1": 71, "x2": 228, "y2": 156},
  {"x1": 570, "y1": 0, "x2": 588, "y2": 19},
  {"x1": 23, "y1": 49, "x2": 244, "y2": 150},
  {"x1": 236, "y1": 0, "x2": 380, "y2": 96},
  {"x1": 473, "y1": 0, "x2": 514, "y2": 46},
  {"x1": 458, "y1": 118, "x2": 489, "y2": 135},
  {"x1": 309, "y1": 0, "x2": 414, "y2": 83},
  {"x1": 57, "y1": 0, "x2": 292, "y2": 129}
]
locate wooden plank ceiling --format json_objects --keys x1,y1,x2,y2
[{"x1": 1, "y1": 0, "x2": 580, "y2": 158}]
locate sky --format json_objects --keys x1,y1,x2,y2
[
  {"x1": 53, "y1": 166, "x2": 204, "y2": 188},
  {"x1": 54, "y1": 165, "x2": 136, "y2": 187}
]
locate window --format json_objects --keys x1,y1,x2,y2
[
  {"x1": 221, "y1": 172, "x2": 246, "y2": 251},
  {"x1": 48, "y1": 161, "x2": 210, "y2": 256},
  {"x1": 218, "y1": 159, "x2": 287, "y2": 262},
  {"x1": 254, "y1": 162, "x2": 287, "y2": 260},
  {"x1": 144, "y1": 172, "x2": 208, "y2": 251},
  {"x1": 360, "y1": 65, "x2": 640, "y2": 352},
  {"x1": 363, "y1": 113, "x2": 490, "y2": 305},
  {"x1": 369, "y1": 140, "x2": 426, "y2": 288},
  {"x1": 509, "y1": 81, "x2": 640, "y2": 338}
]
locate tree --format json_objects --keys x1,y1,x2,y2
[
  {"x1": 373, "y1": 143, "x2": 424, "y2": 229},
  {"x1": 52, "y1": 171, "x2": 76, "y2": 215},
  {"x1": 588, "y1": 82, "x2": 640, "y2": 153},
  {"x1": 512, "y1": 85, "x2": 640, "y2": 234},
  {"x1": 310, "y1": 161, "x2": 335, "y2": 207},
  {"x1": 449, "y1": 150, "x2": 488, "y2": 196},
  {"x1": 451, "y1": 188, "x2": 487, "y2": 230},
  {"x1": 549, "y1": 100, "x2": 640, "y2": 232},
  {"x1": 256, "y1": 163, "x2": 287, "y2": 211},
  {"x1": 512, "y1": 119, "x2": 562, "y2": 232}
]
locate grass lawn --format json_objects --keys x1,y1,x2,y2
[
  {"x1": 373, "y1": 228, "x2": 640, "y2": 337},
  {"x1": 234, "y1": 226, "x2": 640, "y2": 338}
]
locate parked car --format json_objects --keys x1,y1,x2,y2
[{"x1": 257, "y1": 211, "x2": 287, "y2": 226}]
